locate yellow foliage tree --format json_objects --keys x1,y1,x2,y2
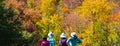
[{"x1": 75, "y1": 0, "x2": 118, "y2": 46}]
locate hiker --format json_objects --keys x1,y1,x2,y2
[
  {"x1": 48, "y1": 32, "x2": 55, "y2": 46},
  {"x1": 66, "y1": 32, "x2": 82, "y2": 46},
  {"x1": 59, "y1": 33, "x2": 67, "y2": 46},
  {"x1": 41, "y1": 36, "x2": 50, "y2": 46}
]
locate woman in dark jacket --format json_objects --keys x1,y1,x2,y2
[{"x1": 59, "y1": 33, "x2": 67, "y2": 46}]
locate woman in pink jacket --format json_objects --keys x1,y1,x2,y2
[{"x1": 41, "y1": 36, "x2": 50, "y2": 46}]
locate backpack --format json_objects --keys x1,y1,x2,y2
[{"x1": 61, "y1": 39, "x2": 67, "y2": 46}]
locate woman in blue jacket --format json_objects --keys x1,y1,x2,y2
[
  {"x1": 47, "y1": 32, "x2": 55, "y2": 46},
  {"x1": 66, "y1": 32, "x2": 82, "y2": 46}
]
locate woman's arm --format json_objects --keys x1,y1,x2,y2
[{"x1": 76, "y1": 38, "x2": 82, "y2": 43}]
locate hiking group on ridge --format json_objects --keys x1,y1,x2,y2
[{"x1": 40, "y1": 32, "x2": 82, "y2": 46}]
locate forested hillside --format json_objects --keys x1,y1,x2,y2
[{"x1": 0, "y1": 0, "x2": 120, "y2": 46}]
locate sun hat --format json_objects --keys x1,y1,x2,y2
[
  {"x1": 60, "y1": 33, "x2": 66, "y2": 38},
  {"x1": 48, "y1": 32, "x2": 54, "y2": 38},
  {"x1": 71, "y1": 32, "x2": 76, "y2": 37}
]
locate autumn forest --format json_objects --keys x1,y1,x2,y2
[{"x1": 0, "y1": 0, "x2": 120, "y2": 46}]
